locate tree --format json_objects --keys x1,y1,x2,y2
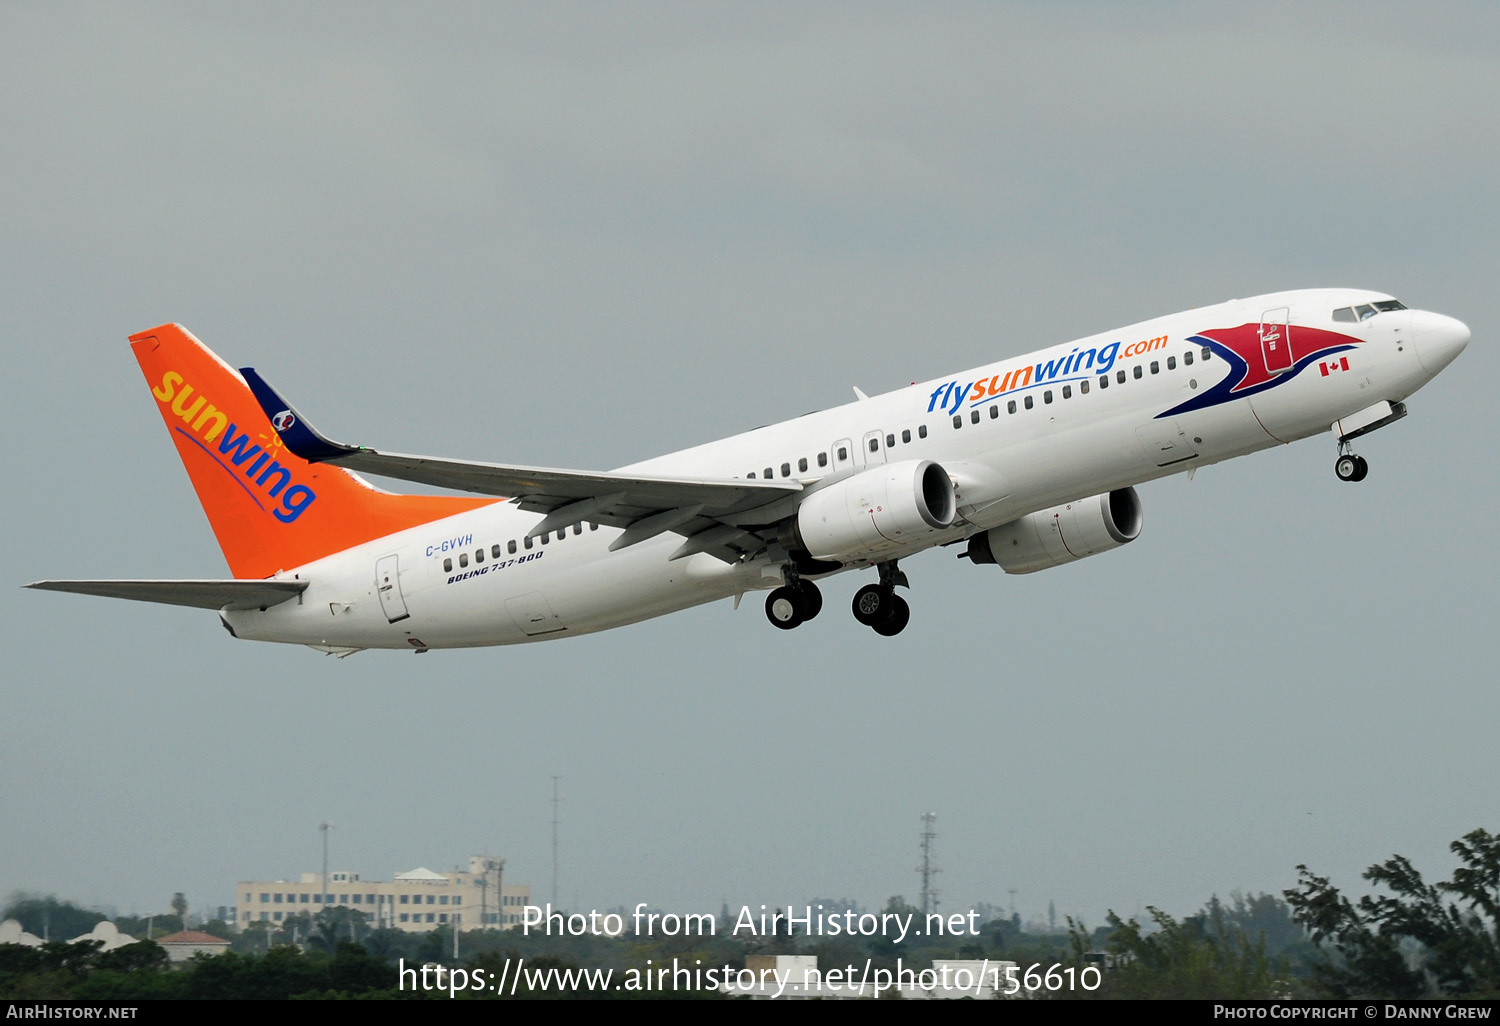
[
  {"x1": 170, "y1": 893, "x2": 187, "y2": 923},
  {"x1": 1067, "y1": 906, "x2": 1281, "y2": 999},
  {"x1": 1, "y1": 895, "x2": 105, "y2": 941},
  {"x1": 1284, "y1": 828, "x2": 1500, "y2": 998}
]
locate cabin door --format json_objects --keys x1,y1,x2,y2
[{"x1": 1260, "y1": 307, "x2": 1293, "y2": 375}]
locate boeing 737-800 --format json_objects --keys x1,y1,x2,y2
[{"x1": 29, "y1": 289, "x2": 1469, "y2": 653}]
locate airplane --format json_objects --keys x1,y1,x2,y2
[{"x1": 28, "y1": 289, "x2": 1468, "y2": 654}]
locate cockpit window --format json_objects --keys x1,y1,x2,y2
[{"x1": 1333, "y1": 299, "x2": 1406, "y2": 323}]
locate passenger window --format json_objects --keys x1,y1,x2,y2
[
  {"x1": 1007, "y1": 399, "x2": 1017, "y2": 414},
  {"x1": 573, "y1": 524, "x2": 582, "y2": 536},
  {"x1": 443, "y1": 558, "x2": 452, "y2": 573},
  {"x1": 781, "y1": 463, "x2": 790, "y2": 477},
  {"x1": 989, "y1": 405, "x2": 999, "y2": 419},
  {"x1": 918, "y1": 425, "x2": 928, "y2": 439},
  {"x1": 886, "y1": 433, "x2": 895, "y2": 447},
  {"x1": 901, "y1": 429, "x2": 911, "y2": 443},
  {"x1": 459, "y1": 553, "x2": 469, "y2": 568},
  {"x1": 1184, "y1": 350, "x2": 1193, "y2": 365},
  {"x1": 952, "y1": 414, "x2": 962, "y2": 428},
  {"x1": 590, "y1": 523, "x2": 598, "y2": 531},
  {"x1": 1133, "y1": 366, "x2": 1143, "y2": 379},
  {"x1": 764, "y1": 467, "x2": 773, "y2": 479},
  {"x1": 1024, "y1": 395, "x2": 1034, "y2": 410},
  {"x1": 1201, "y1": 346, "x2": 1211, "y2": 361},
  {"x1": 837, "y1": 447, "x2": 848, "y2": 461},
  {"x1": 475, "y1": 548, "x2": 483, "y2": 563},
  {"x1": 508, "y1": 540, "x2": 517, "y2": 554},
  {"x1": 1062, "y1": 385, "x2": 1072, "y2": 399},
  {"x1": 1044, "y1": 390, "x2": 1053, "y2": 404},
  {"x1": 541, "y1": 533, "x2": 549, "y2": 544},
  {"x1": 868, "y1": 438, "x2": 879, "y2": 452},
  {"x1": 491, "y1": 544, "x2": 502, "y2": 559},
  {"x1": 818, "y1": 452, "x2": 828, "y2": 467},
  {"x1": 1150, "y1": 361, "x2": 1159, "y2": 374},
  {"x1": 747, "y1": 471, "x2": 756, "y2": 479},
  {"x1": 1167, "y1": 356, "x2": 1176, "y2": 370},
  {"x1": 1117, "y1": 369, "x2": 1127, "y2": 384},
  {"x1": 798, "y1": 457, "x2": 808, "y2": 472},
  {"x1": 970, "y1": 409, "x2": 980, "y2": 424},
  {"x1": 1080, "y1": 379, "x2": 1089, "y2": 394},
  {"x1": 524, "y1": 536, "x2": 533, "y2": 550},
  {"x1": 1099, "y1": 374, "x2": 1108, "y2": 389}
]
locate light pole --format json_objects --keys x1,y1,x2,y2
[{"x1": 320, "y1": 821, "x2": 333, "y2": 912}]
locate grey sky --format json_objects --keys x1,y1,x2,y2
[{"x1": 3, "y1": 2, "x2": 1495, "y2": 929}]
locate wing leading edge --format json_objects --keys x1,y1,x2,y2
[{"x1": 240, "y1": 367, "x2": 802, "y2": 562}]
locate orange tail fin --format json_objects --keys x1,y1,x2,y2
[{"x1": 130, "y1": 324, "x2": 494, "y2": 579}]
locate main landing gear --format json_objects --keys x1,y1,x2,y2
[
  {"x1": 762, "y1": 559, "x2": 912, "y2": 636},
  {"x1": 765, "y1": 577, "x2": 823, "y2": 630},
  {"x1": 851, "y1": 560, "x2": 911, "y2": 637},
  {"x1": 1335, "y1": 441, "x2": 1369, "y2": 483}
]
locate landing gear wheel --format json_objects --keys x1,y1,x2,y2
[
  {"x1": 872, "y1": 595, "x2": 910, "y2": 636},
  {"x1": 798, "y1": 581, "x2": 823, "y2": 621},
  {"x1": 765, "y1": 587, "x2": 803, "y2": 630},
  {"x1": 1351, "y1": 455, "x2": 1369, "y2": 482},
  {"x1": 852, "y1": 584, "x2": 893, "y2": 626},
  {"x1": 1335, "y1": 454, "x2": 1359, "y2": 482}
]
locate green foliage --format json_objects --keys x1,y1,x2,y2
[
  {"x1": 2, "y1": 894, "x2": 106, "y2": 940},
  {"x1": 112, "y1": 914, "x2": 184, "y2": 940},
  {"x1": 1285, "y1": 827, "x2": 1500, "y2": 998},
  {"x1": 1068, "y1": 906, "x2": 1283, "y2": 999}
]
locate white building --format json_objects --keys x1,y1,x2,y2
[{"x1": 235, "y1": 855, "x2": 530, "y2": 933}]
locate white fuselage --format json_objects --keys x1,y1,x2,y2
[{"x1": 223, "y1": 289, "x2": 1464, "y2": 651}]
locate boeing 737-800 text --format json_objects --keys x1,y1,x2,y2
[{"x1": 29, "y1": 289, "x2": 1469, "y2": 654}]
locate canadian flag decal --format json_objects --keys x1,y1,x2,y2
[{"x1": 1319, "y1": 357, "x2": 1351, "y2": 376}]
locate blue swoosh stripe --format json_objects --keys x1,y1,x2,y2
[{"x1": 173, "y1": 426, "x2": 266, "y2": 511}]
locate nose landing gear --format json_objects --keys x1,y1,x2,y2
[{"x1": 1335, "y1": 442, "x2": 1369, "y2": 482}]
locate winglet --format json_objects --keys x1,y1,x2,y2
[{"x1": 240, "y1": 367, "x2": 357, "y2": 463}]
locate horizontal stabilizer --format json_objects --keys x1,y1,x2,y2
[{"x1": 26, "y1": 579, "x2": 308, "y2": 611}]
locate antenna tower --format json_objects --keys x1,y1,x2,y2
[{"x1": 917, "y1": 812, "x2": 940, "y2": 917}]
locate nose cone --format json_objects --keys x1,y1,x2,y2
[{"x1": 1412, "y1": 311, "x2": 1470, "y2": 376}]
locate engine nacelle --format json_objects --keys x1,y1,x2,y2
[
  {"x1": 965, "y1": 488, "x2": 1142, "y2": 574},
  {"x1": 796, "y1": 460, "x2": 956, "y2": 562}
]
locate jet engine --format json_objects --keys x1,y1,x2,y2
[
  {"x1": 795, "y1": 460, "x2": 956, "y2": 562},
  {"x1": 964, "y1": 488, "x2": 1142, "y2": 574}
]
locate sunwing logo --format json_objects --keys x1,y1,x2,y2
[
  {"x1": 1158, "y1": 324, "x2": 1359, "y2": 419},
  {"x1": 152, "y1": 370, "x2": 317, "y2": 523},
  {"x1": 925, "y1": 339, "x2": 1145, "y2": 415}
]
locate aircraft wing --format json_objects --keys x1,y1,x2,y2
[
  {"x1": 241, "y1": 368, "x2": 802, "y2": 562},
  {"x1": 26, "y1": 579, "x2": 308, "y2": 611}
]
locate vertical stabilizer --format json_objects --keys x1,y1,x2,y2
[{"x1": 130, "y1": 324, "x2": 494, "y2": 579}]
